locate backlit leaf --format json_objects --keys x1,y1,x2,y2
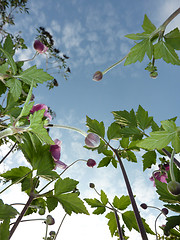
[{"x1": 86, "y1": 116, "x2": 105, "y2": 138}]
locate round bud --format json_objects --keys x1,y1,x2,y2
[
  {"x1": 167, "y1": 181, "x2": 180, "y2": 196},
  {"x1": 49, "y1": 231, "x2": 56, "y2": 236},
  {"x1": 38, "y1": 208, "x2": 45, "y2": 215},
  {"x1": 161, "y1": 208, "x2": 168, "y2": 215},
  {"x1": 93, "y1": 71, "x2": 103, "y2": 81},
  {"x1": 89, "y1": 183, "x2": 95, "y2": 188},
  {"x1": 150, "y1": 71, "x2": 158, "y2": 79},
  {"x1": 46, "y1": 215, "x2": 55, "y2": 225},
  {"x1": 140, "y1": 203, "x2": 148, "y2": 209},
  {"x1": 87, "y1": 159, "x2": 96, "y2": 168},
  {"x1": 85, "y1": 133, "x2": 100, "y2": 148}
]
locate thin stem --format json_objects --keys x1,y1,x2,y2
[
  {"x1": 161, "y1": 8, "x2": 180, "y2": 29},
  {"x1": 47, "y1": 124, "x2": 87, "y2": 137},
  {"x1": 0, "y1": 141, "x2": 17, "y2": 164},
  {"x1": 102, "y1": 53, "x2": 129, "y2": 75},
  {"x1": 10, "y1": 218, "x2": 46, "y2": 225},
  {"x1": 44, "y1": 220, "x2": 49, "y2": 240},
  {"x1": 170, "y1": 149, "x2": 176, "y2": 181},
  {"x1": 155, "y1": 212, "x2": 162, "y2": 240},
  {"x1": 9, "y1": 194, "x2": 34, "y2": 239},
  {"x1": 114, "y1": 210, "x2": 124, "y2": 240},
  {"x1": 54, "y1": 213, "x2": 67, "y2": 240},
  {"x1": 113, "y1": 148, "x2": 148, "y2": 240},
  {"x1": 162, "y1": 148, "x2": 180, "y2": 169}
]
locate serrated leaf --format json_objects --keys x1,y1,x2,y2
[
  {"x1": 46, "y1": 197, "x2": 58, "y2": 212},
  {"x1": 16, "y1": 65, "x2": 53, "y2": 86},
  {"x1": 29, "y1": 110, "x2": 54, "y2": 144},
  {"x1": 154, "y1": 41, "x2": 180, "y2": 65},
  {"x1": 113, "y1": 195, "x2": 131, "y2": 210},
  {"x1": 125, "y1": 33, "x2": 149, "y2": 40},
  {"x1": 55, "y1": 177, "x2": 79, "y2": 195},
  {"x1": 112, "y1": 109, "x2": 137, "y2": 127},
  {"x1": 100, "y1": 190, "x2": 108, "y2": 205},
  {"x1": 0, "y1": 47, "x2": 17, "y2": 74},
  {"x1": 142, "y1": 150, "x2": 156, "y2": 171},
  {"x1": 97, "y1": 156, "x2": 112, "y2": 168},
  {"x1": 142, "y1": 14, "x2": 156, "y2": 33},
  {"x1": 3, "y1": 35, "x2": 14, "y2": 56},
  {"x1": 0, "y1": 166, "x2": 32, "y2": 184},
  {"x1": 120, "y1": 137, "x2": 129, "y2": 148},
  {"x1": 84, "y1": 198, "x2": 104, "y2": 208},
  {"x1": 164, "y1": 28, "x2": 180, "y2": 50},
  {"x1": 93, "y1": 206, "x2": 106, "y2": 215},
  {"x1": 86, "y1": 116, "x2": 105, "y2": 138},
  {"x1": 119, "y1": 127, "x2": 142, "y2": 138},
  {"x1": 155, "y1": 180, "x2": 180, "y2": 203},
  {"x1": 56, "y1": 193, "x2": 89, "y2": 215},
  {"x1": 106, "y1": 211, "x2": 117, "y2": 237},
  {"x1": 122, "y1": 211, "x2": 139, "y2": 231},
  {"x1": 136, "y1": 105, "x2": 153, "y2": 130},
  {"x1": 124, "y1": 39, "x2": 152, "y2": 65},
  {"x1": 164, "y1": 204, "x2": 180, "y2": 213},
  {"x1": 0, "y1": 199, "x2": 18, "y2": 220},
  {"x1": 164, "y1": 215, "x2": 180, "y2": 232},
  {"x1": 126, "y1": 150, "x2": 137, "y2": 162},
  {"x1": 107, "y1": 122, "x2": 121, "y2": 140},
  {"x1": 6, "y1": 78, "x2": 22, "y2": 101}
]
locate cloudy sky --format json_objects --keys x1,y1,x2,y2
[{"x1": 0, "y1": 0, "x2": 180, "y2": 239}]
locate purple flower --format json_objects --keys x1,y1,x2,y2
[
  {"x1": 85, "y1": 133, "x2": 100, "y2": 148},
  {"x1": 87, "y1": 159, "x2": 96, "y2": 168},
  {"x1": 33, "y1": 40, "x2": 48, "y2": 54},
  {"x1": 50, "y1": 139, "x2": 67, "y2": 169},
  {"x1": 30, "y1": 104, "x2": 52, "y2": 121}
]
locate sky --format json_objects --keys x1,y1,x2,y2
[{"x1": 0, "y1": 0, "x2": 180, "y2": 239}]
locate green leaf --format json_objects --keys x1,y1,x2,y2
[
  {"x1": 84, "y1": 198, "x2": 104, "y2": 208},
  {"x1": 93, "y1": 206, "x2": 106, "y2": 215},
  {"x1": 112, "y1": 109, "x2": 137, "y2": 127},
  {"x1": 120, "y1": 137, "x2": 129, "y2": 148},
  {"x1": 29, "y1": 109, "x2": 54, "y2": 144},
  {"x1": 142, "y1": 14, "x2": 156, "y2": 33},
  {"x1": 0, "y1": 166, "x2": 32, "y2": 184},
  {"x1": 100, "y1": 190, "x2": 108, "y2": 205},
  {"x1": 125, "y1": 33, "x2": 149, "y2": 40},
  {"x1": 112, "y1": 195, "x2": 131, "y2": 210},
  {"x1": 119, "y1": 127, "x2": 142, "y2": 138},
  {"x1": 105, "y1": 211, "x2": 117, "y2": 237},
  {"x1": 0, "y1": 199, "x2": 18, "y2": 220},
  {"x1": 154, "y1": 41, "x2": 180, "y2": 65},
  {"x1": 3, "y1": 35, "x2": 15, "y2": 56},
  {"x1": 126, "y1": 150, "x2": 137, "y2": 162},
  {"x1": 0, "y1": 47, "x2": 17, "y2": 74},
  {"x1": 97, "y1": 156, "x2": 112, "y2": 168},
  {"x1": 46, "y1": 197, "x2": 58, "y2": 212},
  {"x1": 0, "y1": 219, "x2": 10, "y2": 240},
  {"x1": 56, "y1": 193, "x2": 89, "y2": 215},
  {"x1": 155, "y1": 180, "x2": 180, "y2": 203},
  {"x1": 55, "y1": 177, "x2": 79, "y2": 195},
  {"x1": 164, "y1": 28, "x2": 180, "y2": 50},
  {"x1": 136, "y1": 105, "x2": 153, "y2": 130},
  {"x1": 164, "y1": 204, "x2": 180, "y2": 213},
  {"x1": 16, "y1": 65, "x2": 53, "y2": 86},
  {"x1": 107, "y1": 122, "x2": 121, "y2": 140},
  {"x1": 124, "y1": 39, "x2": 153, "y2": 65},
  {"x1": 164, "y1": 215, "x2": 180, "y2": 233},
  {"x1": 6, "y1": 78, "x2": 22, "y2": 101},
  {"x1": 142, "y1": 150, "x2": 156, "y2": 171},
  {"x1": 122, "y1": 211, "x2": 140, "y2": 231},
  {"x1": 86, "y1": 116, "x2": 105, "y2": 138}
]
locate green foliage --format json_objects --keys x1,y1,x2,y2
[
  {"x1": 0, "y1": 199, "x2": 18, "y2": 220},
  {"x1": 106, "y1": 211, "x2": 117, "y2": 237},
  {"x1": 0, "y1": 219, "x2": 10, "y2": 240},
  {"x1": 86, "y1": 116, "x2": 105, "y2": 138},
  {"x1": 112, "y1": 195, "x2": 131, "y2": 210},
  {"x1": 142, "y1": 150, "x2": 156, "y2": 171},
  {"x1": 164, "y1": 28, "x2": 180, "y2": 50}
]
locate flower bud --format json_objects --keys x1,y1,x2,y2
[
  {"x1": 87, "y1": 159, "x2": 96, "y2": 168},
  {"x1": 89, "y1": 183, "x2": 95, "y2": 188},
  {"x1": 140, "y1": 203, "x2": 148, "y2": 209},
  {"x1": 49, "y1": 231, "x2": 56, "y2": 236},
  {"x1": 46, "y1": 215, "x2": 55, "y2": 225},
  {"x1": 85, "y1": 133, "x2": 100, "y2": 148},
  {"x1": 93, "y1": 71, "x2": 103, "y2": 81},
  {"x1": 38, "y1": 208, "x2": 45, "y2": 215},
  {"x1": 167, "y1": 181, "x2": 180, "y2": 196},
  {"x1": 161, "y1": 208, "x2": 168, "y2": 215},
  {"x1": 33, "y1": 40, "x2": 48, "y2": 53},
  {"x1": 150, "y1": 71, "x2": 158, "y2": 79}
]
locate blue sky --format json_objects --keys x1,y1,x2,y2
[{"x1": 1, "y1": 0, "x2": 180, "y2": 239}]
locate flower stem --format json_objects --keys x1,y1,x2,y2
[
  {"x1": 54, "y1": 213, "x2": 67, "y2": 240},
  {"x1": 9, "y1": 194, "x2": 34, "y2": 239},
  {"x1": 161, "y1": 7, "x2": 180, "y2": 29},
  {"x1": 169, "y1": 149, "x2": 176, "y2": 181},
  {"x1": 114, "y1": 210, "x2": 124, "y2": 240},
  {"x1": 113, "y1": 148, "x2": 148, "y2": 240},
  {"x1": 0, "y1": 142, "x2": 17, "y2": 164},
  {"x1": 162, "y1": 148, "x2": 180, "y2": 169},
  {"x1": 47, "y1": 124, "x2": 87, "y2": 137}
]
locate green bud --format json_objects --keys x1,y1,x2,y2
[
  {"x1": 150, "y1": 71, "x2": 158, "y2": 79},
  {"x1": 38, "y1": 208, "x2": 45, "y2": 215},
  {"x1": 167, "y1": 181, "x2": 180, "y2": 196}
]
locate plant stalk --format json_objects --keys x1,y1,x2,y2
[
  {"x1": 114, "y1": 210, "x2": 124, "y2": 240},
  {"x1": 113, "y1": 148, "x2": 148, "y2": 240}
]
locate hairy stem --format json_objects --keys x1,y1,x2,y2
[{"x1": 113, "y1": 148, "x2": 148, "y2": 240}]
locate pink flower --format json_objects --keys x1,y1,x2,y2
[
  {"x1": 30, "y1": 104, "x2": 52, "y2": 121},
  {"x1": 50, "y1": 139, "x2": 67, "y2": 169},
  {"x1": 85, "y1": 133, "x2": 100, "y2": 148},
  {"x1": 33, "y1": 40, "x2": 48, "y2": 54},
  {"x1": 87, "y1": 159, "x2": 96, "y2": 168},
  {"x1": 93, "y1": 71, "x2": 103, "y2": 81},
  {"x1": 150, "y1": 171, "x2": 168, "y2": 186}
]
